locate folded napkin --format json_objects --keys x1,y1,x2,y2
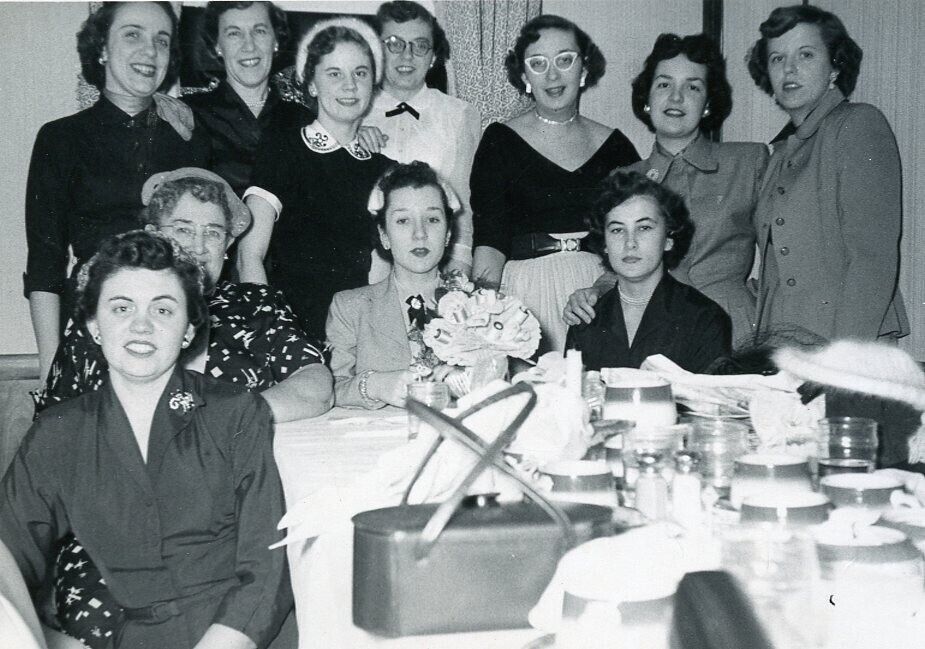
[{"x1": 640, "y1": 354, "x2": 824, "y2": 451}]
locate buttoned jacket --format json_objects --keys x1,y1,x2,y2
[{"x1": 754, "y1": 88, "x2": 907, "y2": 340}]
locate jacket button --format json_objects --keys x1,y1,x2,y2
[
  {"x1": 780, "y1": 247, "x2": 789, "y2": 255},
  {"x1": 775, "y1": 217, "x2": 785, "y2": 226},
  {"x1": 777, "y1": 186, "x2": 786, "y2": 195},
  {"x1": 786, "y1": 160, "x2": 794, "y2": 168},
  {"x1": 786, "y1": 278, "x2": 796, "y2": 287}
]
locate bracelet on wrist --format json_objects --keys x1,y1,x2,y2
[{"x1": 358, "y1": 369, "x2": 384, "y2": 408}]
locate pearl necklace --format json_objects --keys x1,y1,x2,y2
[
  {"x1": 534, "y1": 107, "x2": 578, "y2": 125},
  {"x1": 619, "y1": 286, "x2": 656, "y2": 307}
]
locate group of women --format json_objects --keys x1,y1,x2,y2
[{"x1": 3, "y1": 1, "x2": 908, "y2": 648}]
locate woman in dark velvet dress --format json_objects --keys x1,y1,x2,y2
[
  {"x1": 25, "y1": 2, "x2": 209, "y2": 381},
  {"x1": 566, "y1": 171, "x2": 730, "y2": 373},
  {"x1": 470, "y1": 15, "x2": 639, "y2": 354},
  {"x1": 2, "y1": 231, "x2": 290, "y2": 649},
  {"x1": 184, "y1": 1, "x2": 313, "y2": 196},
  {"x1": 237, "y1": 18, "x2": 393, "y2": 341}
]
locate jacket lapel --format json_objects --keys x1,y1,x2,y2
[
  {"x1": 369, "y1": 276, "x2": 414, "y2": 360},
  {"x1": 99, "y1": 382, "x2": 155, "y2": 498},
  {"x1": 629, "y1": 276, "x2": 674, "y2": 351},
  {"x1": 146, "y1": 369, "x2": 204, "y2": 482}
]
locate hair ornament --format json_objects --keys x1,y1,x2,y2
[
  {"x1": 141, "y1": 167, "x2": 251, "y2": 238},
  {"x1": 295, "y1": 17, "x2": 383, "y2": 84},
  {"x1": 366, "y1": 172, "x2": 462, "y2": 216}
]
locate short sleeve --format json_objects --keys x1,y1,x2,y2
[
  {"x1": 248, "y1": 129, "x2": 294, "y2": 218},
  {"x1": 24, "y1": 122, "x2": 73, "y2": 296},
  {"x1": 261, "y1": 287, "x2": 325, "y2": 383},
  {"x1": 470, "y1": 123, "x2": 516, "y2": 256}
]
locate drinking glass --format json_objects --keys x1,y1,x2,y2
[
  {"x1": 687, "y1": 420, "x2": 749, "y2": 491},
  {"x1": 622, "y1": 424, "x2": 688, "y2": 495},
  {"x1": 816, "y1": 417, "x2": 878, "y2": 476},
  {"x1": 406, "y1": 381, "x2": 450, "y2": 440}
]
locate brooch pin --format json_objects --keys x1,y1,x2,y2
[
  {"x1": 168, "y1": 390, "x2": 196, "y2": 414},
  {"x1": 646, "y1": 168, "x2": 660, "y2": 181}
]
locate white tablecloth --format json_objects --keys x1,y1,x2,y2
[{"x1": 273, "y1": 407, "x2": 542, "y2": 649}]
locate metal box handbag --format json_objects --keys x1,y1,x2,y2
[{"x1": 352, "y1": 383, "x2": 615, "y2": 637}]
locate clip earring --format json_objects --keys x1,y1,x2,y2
[
  {"x1": 98, "y1": 55, "x2": 106, "y2": 65},
  {"x1": 273, "y1": 44, "x2": 279, "y2": 53},
  {"x1": 643, "y1": 104, "x2": 651, "y2": 114},
  {"x1": 580, "y1": 75, "x2": 587, "y2": 88},
  {"x1": 93, "y1": 334, "x2": 101, "y2": 344},
  {"x1": 702, "y1": 107, "x2": 710, "y2": 117},
  {"x1": 829, "y1": 73, "x2": 838, "y2": 90},
  {"x1": 525, "y1": 82, "x2": 532, "y2": 95}
]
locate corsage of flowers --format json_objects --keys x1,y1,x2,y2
[{"x1": 421, "y1": 272, "x2": 541, "y2": 367}]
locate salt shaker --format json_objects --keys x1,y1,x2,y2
[
  {"x1": 635, "y1": 450, "x2": 669, "y2": 521},
  {"x1": 671, "y1": 450, "x2": 703, "y2": 529}
]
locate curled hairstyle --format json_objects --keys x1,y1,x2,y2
[
  {"x1": 140, "y1": 177, "x2": 235, "y2": 236},
  {"x1": 747, "y1": 4, "x2": 863, "y2": 97},
  {"x1": 376, "y1": 1, "x2": 451, "y2": 66},
  {"x1": 202, "y1": 1, "x2": 290, "y2": 55},
  {"x1": 300, "y1": 26, "x2": 375, "y2": 111},
  {"x1": 631, "y1": 33, "x2": 732, "y2": 133},
  {"x1": 76, "y1": 230, "x2": 209, "y2": 345},
  {"x1": 504, "y1": 14, "x2": 605, "y2": 95},
  {"x1": 586, "y1": 171, "x2": 694, "y2": 271},
  {"x1": 77, "y1": 1, "x2": 181, "y2": 91},
  {"x1": 372, "y1": 161, "x2": 452, "y2": 261}
]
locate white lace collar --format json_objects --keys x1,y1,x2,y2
[{"x1": 300, "y1": 120, "x2": 370, "y2": 160}]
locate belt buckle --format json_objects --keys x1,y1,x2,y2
[
  {"x1": 147, "y1": 600, "x2": 181, "y2": 621},
  {"x1": 558, "y1": 238, "x2": 580, "y2": 252}
]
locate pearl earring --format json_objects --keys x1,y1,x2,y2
[
  {"x1": 98, "y1": 55, "x2": 107, "y2": 65},
  {"x1": 525, "y1": 82, "x2": 532, "y2": 95},
  {"x1": 643, "y1": 104, "x2": 651, "y2": 114},
  {"x1": 702, "y1": 107, "x2": 710, "y2": 117}
]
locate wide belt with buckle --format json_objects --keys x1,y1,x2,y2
[{"x1": 509, "y1": 233, "x2": 584, "y2": 260}]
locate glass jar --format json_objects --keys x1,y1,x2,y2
[{"x1": 687, "y1": 420, "x2": 749, "y2": 491}]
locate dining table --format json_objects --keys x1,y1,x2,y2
[{"x1": 273, "y1": 405, "x2": 544, "y2": 649}]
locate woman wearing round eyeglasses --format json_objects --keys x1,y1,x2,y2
[
  {"x1": 470, "y1": 14, "x2": 639, "y2": 354},
  {"x1": 361, "y1": 1, "x2": 481, "y2": 279}
]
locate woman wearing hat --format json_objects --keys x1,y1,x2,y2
[
  {"x1": 236, "y1": 18, "x2": 394, "y2": 342},
  {"x1": 25, "y1": 2, "x2": 210, "y2": 382},
  {"x1": 33, "y1": 169, "x2": 330, "y2": 647}
]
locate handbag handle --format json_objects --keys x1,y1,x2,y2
[{"x1": 405, "y1": 382, "x2": 577, "y2": 561}]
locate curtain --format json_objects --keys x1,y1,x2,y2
[{"x1": 435, "y1": 0, "x2": 542, "y2": 129}]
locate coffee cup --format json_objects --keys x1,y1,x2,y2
[
  {"x1": 740, "y1": 492, "x2": 831, "y2": 526},
  {"x1": 820, "y1": 473, "x2": 918, "y2": 511},
  {"x1": 730, "y1": 454, "x2": 813, "y2": 509},
  {"x1": 540, "y1": 460, "x2": 614, "y2": 493}
]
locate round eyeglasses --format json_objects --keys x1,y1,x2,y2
[
  {"x1": 524, "y1": 50, "x2": 580, "y2": 75},
  {"x1": 382, "y1": 35, "x2": 433, "y2": 57}
]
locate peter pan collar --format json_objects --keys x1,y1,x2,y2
[{"x1": 300, "y1": 120, "x2": 370, "y2": 160}]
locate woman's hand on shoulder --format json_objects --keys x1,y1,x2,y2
[
  {"x1": 366, "y1": 369, "x2": 412, "y2": 407},
  {"x1": 357, "y1": 125, "x2": 388, "y2": 154}
]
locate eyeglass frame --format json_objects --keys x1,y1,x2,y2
[
  {"x1": 524, "y1": 50, "x2": 581, "y2": 75},
  {"x1": 158, "y1": 223, "x2": 229, "y2": 248},
  {"x1": 381, "y1": 34, "x2": 433, "y2": 58}
]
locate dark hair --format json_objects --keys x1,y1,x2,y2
[
  {"x1": 77, "y1": 2, "x2": 180, "y2": 92},
  {"x1": 631, "y1": 33, "x2": 732, "y2": 133},
  {"x1": 372, "y1": 161, "x2": 452, "y2": 261},
  {"x1": 140, "y1": 177, "x2": 235, "y2": 236},
  {"x1": 76, "y1": 230, "x2": 209, "y2": 347},
  {"x1": 504, "y1": 14, "x2": 605, "y2": 95},
  {"x1": 375, "y1": 1, "x2": 450, "y2": 66},
  {"x1": 202, "y1": 2, "x2": 290, "y2": 56},
  {"x1": 747, "y1": 4, "x2": 863, "y2": 97},
  {"x1": 301, "y1": 26, "x2": 375, "y2": 111},
  {"x1": 586, "y1": 171, "x2": 694, "y2": 271}
]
